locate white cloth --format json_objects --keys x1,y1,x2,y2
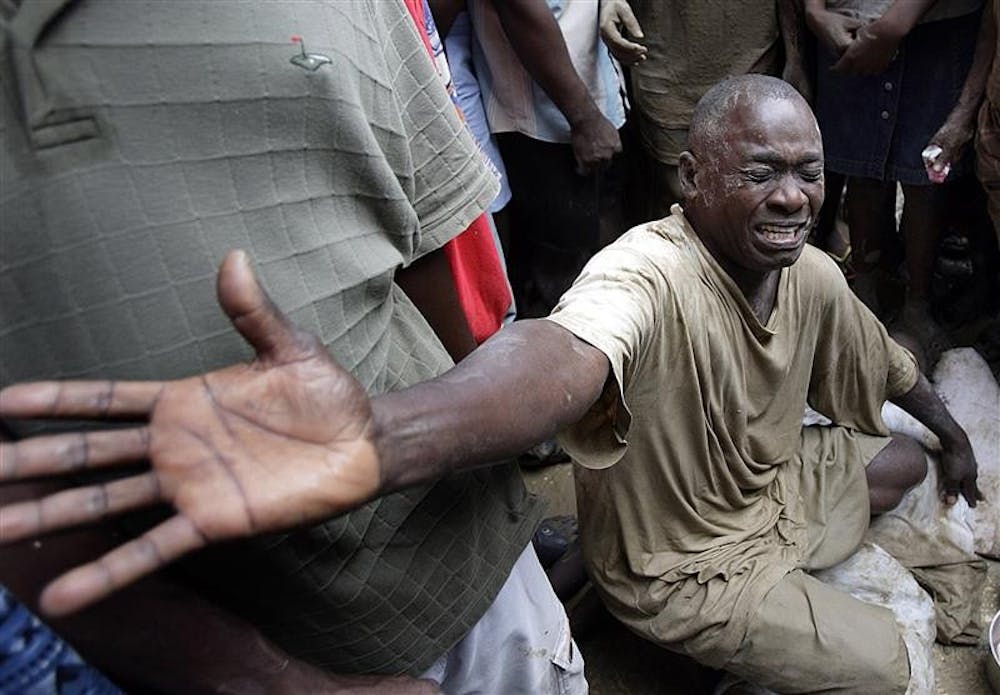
[{"x1": 422, "y1": 544, "x2": 587, "y2": 694}]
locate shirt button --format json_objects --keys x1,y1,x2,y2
[
  {"x1": 884, "y1": 81, "x2": 893, "y2": 91},
  {"x1": 881, "y1": 110, "x2": 890, "y2": 120}
]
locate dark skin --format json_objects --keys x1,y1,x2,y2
[
  {"x1": 488, "y1": 0, "x2": 622, "y2": 175},
  {"x1": 0, "y1": 83, "x2": 980, "y2": 618},
  {"x1": 805, "y1": 0, "x2": 960, "y2": 352},
  {"x1": 0, "y1": 249, "x2": 460, "y2": 694},
  {"x1": 925, "y1": 0, "x2": 996, "y2": 177},
  {"x1": 805, "y1": 0, "x2": 938, "y2": 75}
]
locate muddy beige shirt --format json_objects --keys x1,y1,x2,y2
[{"x1": 546, "y1": 207, "x2": 918, "y2": 664}]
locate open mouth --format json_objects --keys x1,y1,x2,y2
[{"x1": 755, "y1": 222, "x2": 809, "y2": 248}]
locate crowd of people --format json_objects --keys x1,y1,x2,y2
[{"x1": 0, "y1": 1, "x2": 996, "y2": 693}]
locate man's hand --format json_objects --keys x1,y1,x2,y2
[
  {"x1": 599, "y1": 0, "x2": 647, "y2": 65},
  {"x1": 891, "y1": 371, "x2": 984, "y2": 508},
  {"x1": 805, "y1": 7, "x2": 863, "y2": 55},
  {"x1": 831, "y1": 21, "x2": 902, "y2": 74},
  {"x1": 570, "y1": 111, "x2": 622, "y2": 176},
  {"x1": 0, "y1": 251, "x2": 382, "y2": 617},
  {"x1": 937, "y1": 432, "x2": 983, "y2": 507},
  {"x1": 924, "y1": 120, "x2": 976, "y2": 182}
]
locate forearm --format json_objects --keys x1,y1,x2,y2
[
  {"x1": 937, "y1": 5, "x2": 996, "y2": 136},
  {"x1": 490, "y1": 0, "x2": 603, "y2": 127},
  {"x1": 779, "y1": 0, "x2": 808, "y2": 66},
  {"x1": 372, "y1": 319, "x2": 608, "y2": 492},
  {"x1": 803, "y1": 0, "x2": 829, "y2": 28},
  {"x1": 890, "y1": 372, "x2": 968, "y2": 447},
  {"x1": 426, "y1": 0, "x2": 465, "y2": 38},
  {"x1": 397, "y1": 247, "x2": 478, "y2": 363},
  {"x1": 870, "y1": 0, "x2": 938, "y2": 40}
]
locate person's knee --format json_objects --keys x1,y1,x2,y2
[
  {"x1": 892, "y1": 434, "x2": 928, "y2": 487},
  {"x1": 857, "y1": 635, "x2": 910, "y2": 694},
  {"x1": 868, "y1": 434, "x2": 927, "y2": 513}
]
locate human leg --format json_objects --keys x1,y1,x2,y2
[
  {"x1": 812, "y1": 170, "x2": 850, "y2": 263},
  {"x1": 865, "y1": 433, "x2": 928, "y2": 514},
  {"x1": 845, "y1": 177, "x2": 896, "y2": 313},
  {"x1": 724, "y1": 570, "x2": 909, "y2": 694}
]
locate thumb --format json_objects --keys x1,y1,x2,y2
[
  {"x1": 216, "y1": 250, "x2": 308, "y2": 362},
  {"x1": 620, "y1": 3, "x2": 644, "y2": 38}
]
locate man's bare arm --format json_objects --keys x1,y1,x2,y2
[
  {"x1": 489, "y1": 0, "x2": 622, "y2": 174},
  {"x1": 831, "y1": 0, "x2": 938, "y2": 74},
  {"x1": 375, "y1": 318, "x2": 608, "y2": 492},
  {"x1": 0, "y1": 251, "x2": 608, "y2": 615},
  {"x1": 889, "y1": 372, "x2": 982, "y2": 507},
  {"x1": 778, "y1": 0, "x2": 812, "y2": 101},
  {"x1": 925, "y1": 3, "x2": 996, "y2": 177}
]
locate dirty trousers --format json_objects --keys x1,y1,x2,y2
[{"x1": 723, "y1": 428, "x2": 910, "y2": 694}]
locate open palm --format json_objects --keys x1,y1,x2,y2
[{"x1": 0, "y1": 251, "x2": 381, "y2": 616}]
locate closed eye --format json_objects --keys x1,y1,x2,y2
[
  {"x1": 799, "y1": 167, "x2": 823, "y2": 182},
  {"x1": 743, "y1": 167, "x2": 774, "y2": 183}
]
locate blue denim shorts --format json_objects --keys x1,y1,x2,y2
[
  {"x1": 0, "y1": 586, "x2": 121, "y2": 694},
  {"x1": 816, "y1": 10, "x2": 981, "y2": 185}
]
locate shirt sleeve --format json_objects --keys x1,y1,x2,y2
[
  {"x1": 376, "y1": 0, "x2": 500, "y2": 263},
  {"x1": 544, "y1": 240, "x2": 661, "y2": 469},
  {"x1": 807, "y1": 254, "x2": 920, "y2": 433}
]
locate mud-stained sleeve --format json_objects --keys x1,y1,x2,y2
[
  {"x1": 885, "y1": 339, "x2": 920, "y2": 399},
  {"x1": 544, "y1": 244, "x2": 660, "y2": 469},
  {"x1": 808, "y1": 254, "x2": 920, "y2": 433}
]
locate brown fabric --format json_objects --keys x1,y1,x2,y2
[
  {"x1": 546, "y1": 206, "x2": 918, "y2": 667},
  {"x1": 627, "y1": 0, "x2": 782, "y2": 163},
  {"x1": 977, "y1": 0, "x2": 1000, "y2": 241},
  {"x1": 728, "y1": 571, "x2": 909, "y2": 694}
]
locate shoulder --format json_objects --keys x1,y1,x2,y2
[
  {"x1": 790, "y1": 244, "x2": 852, "y2": 299},
  {"x1": 597, "y1": 216, "x2": 693, "y2": 271}
]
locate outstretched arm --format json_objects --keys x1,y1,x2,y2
[
  {"x1": 489, "y1": 0, "x2": 622, "y2": 174},
  {"x1": 0, "y1": 251, "x2": 609, "y2": 616},
  {"x1": 889, "y1": 372, "x2": 982, "y2": 507}
]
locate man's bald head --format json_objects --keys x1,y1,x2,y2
[
  {"x1": 678, "y1": 74, "x2": 824, "y2": 279},
  {"x1": 688, "y1": 75, "x2": 811, "y2": 156}
]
